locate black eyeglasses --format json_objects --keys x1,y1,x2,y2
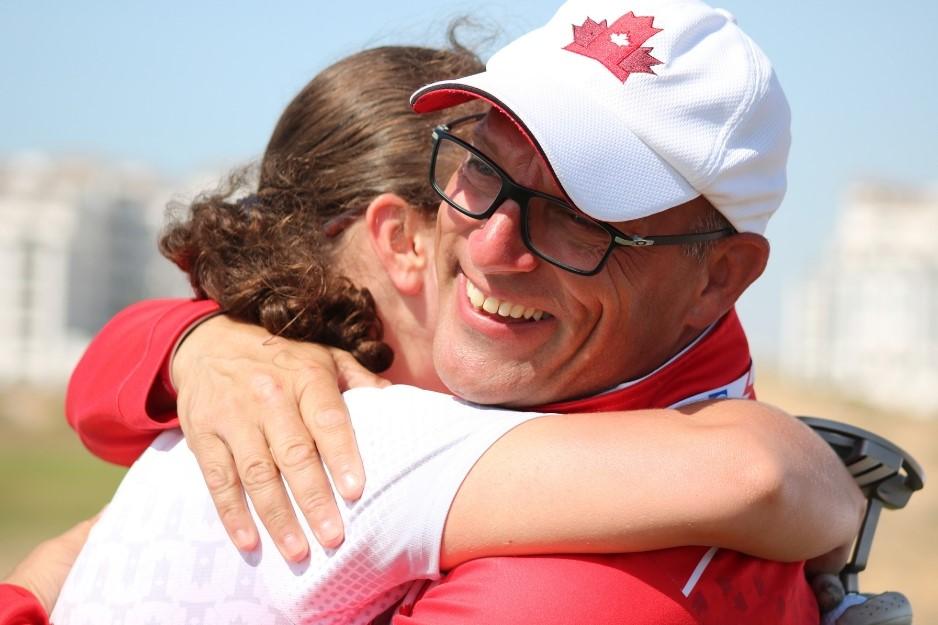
[{"x1": 429, "y1": 113, "x2": 735, "y2": 276}]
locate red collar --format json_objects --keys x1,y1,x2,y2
[{"x1": 536, "y1": 309, "x2": 752, "y2": 413}]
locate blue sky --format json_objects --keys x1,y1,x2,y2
[{"x1": 3, "y1": 1, "x2": 936, "y2": 359}]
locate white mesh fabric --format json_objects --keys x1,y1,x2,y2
[{"x1": 51, "y1": 386, "x2": 545, "y2": 625}]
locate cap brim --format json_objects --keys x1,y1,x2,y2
[{"x1": 412, "y1": 69, "x2": 697, "y2": 223}]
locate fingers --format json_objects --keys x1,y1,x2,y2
[
  {"x1": 331, "y1": 348, "x2": 392, "y2": 390},
  {"x1": 294, "y1": 355, "x2": 366, "y2": 502},
  {"x1": 173, "y1": 318, "x2": 367, "y2": 557},
  {"x1": 265, "y1": 410, "x2": 345, "y2": 549},
  {"x1": 185, "y1": 430, "x2": 260, "y2": 554},
  {"x1": 225, "y1": 425, "x2": 312, "y2": 562}
]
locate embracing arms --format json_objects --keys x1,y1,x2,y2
[
  {"x1": 443, "y1": 400, "x2": 862, "y2": 569},
  {"x1": 67, "y1": 300, "x2": 863, "y2": 571}
]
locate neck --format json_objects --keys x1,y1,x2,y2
[{"x1": 536, "y1": 309, "x2": 751, "y2": 412}]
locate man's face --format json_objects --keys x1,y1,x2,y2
[{"x1": 432, "y1": 110, "x2": 712, "y2": 407}]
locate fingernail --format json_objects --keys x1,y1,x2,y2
[
  {"x1": 318, "y1": 518, "x2": 343, "y2": 546},
  {"x1": 283, "y1": 532, "x2": 308, "y2": 561},
  {"x1": 341, "y1": 472, "x2": 362, "y2": 496},
  {"x1": 235, "y1": 529, "x2": 257, "y2": 551}
]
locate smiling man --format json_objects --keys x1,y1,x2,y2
[
  {"x1": 427, "y1": 113, "x2": 754, "y2": 408},
  {"x1": 411, "y1": 0, "x2": 785, "y2": 411},
  {"x1": 393, "y1": 0, "x2": 824, "y2": 622}
]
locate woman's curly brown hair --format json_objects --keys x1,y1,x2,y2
[{"x1": 160, "y1": 42, "x2": 484, "y2": 372}]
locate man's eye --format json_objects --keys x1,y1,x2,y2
[
  {"x1": 466, "y1": 155, "x2": 498, "y2": 179},
  {"x1": 562, "y1": 209, "x2": 593, "y2": 227}
]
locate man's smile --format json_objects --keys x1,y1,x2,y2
[{"x1": 465, "y1": 276, "x2": 551, "y2": 321}]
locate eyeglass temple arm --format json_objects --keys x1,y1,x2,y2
[{"x1": 613, "y1": 228, "x2": 735, "y2": 248}]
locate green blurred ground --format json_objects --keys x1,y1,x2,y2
[{"x1": 0, "y1": 389, "x2": 125, "y2": 576}]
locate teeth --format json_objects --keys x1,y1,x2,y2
[
  {"x1": 465, "y1": 278, "x2": 549, "y2": 321},
  {"x1": 467, "y1": 280, "x2": 485, "y2": 308}
]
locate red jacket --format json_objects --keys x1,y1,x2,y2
[
  {"x1": 66, "y1": 298, "x2": 219, "y2": 466},
  {"x1": 0, "y1": 584, "x2": 47, "y2": 625}
]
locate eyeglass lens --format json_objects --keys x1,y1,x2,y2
[{"x1": 433, "y1": 136, "x2": 613, "y2": 272}]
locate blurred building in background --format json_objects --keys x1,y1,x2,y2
[
  {"x1": 781, "y1": 182, "x2": 938, "y2": 417},
  {"x1": 0, "y1": 154, "x2": 192, "y2": 386}
]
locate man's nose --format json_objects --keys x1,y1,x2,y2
[{"x1": 466, "y1": 201, "x2": 539, "y2": 274}]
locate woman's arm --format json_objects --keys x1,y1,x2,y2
[
  {"x1": 0, "y1": 515, "x2": 98, "y2": 624},
  {"x1": 65, "y1": 298, "x2": 219, "y2": 465},
  {"x1": 441, "y1": 400, "x2": 864, "y2": 570}
]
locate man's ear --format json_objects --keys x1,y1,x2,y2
[
  {"x1": 364, "y1": 193, "x2": 429, "y2": 296},
  {"x1": 686, "y1": 233, "x2": 770, "y2": 328}
]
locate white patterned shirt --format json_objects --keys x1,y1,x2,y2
[{"x1": 52, "y1": 385, "x2": 545, "y2": 625}]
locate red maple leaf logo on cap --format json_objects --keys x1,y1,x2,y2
[{"x1": 563, "y1": 12, "x2": 663, "y2": 83}]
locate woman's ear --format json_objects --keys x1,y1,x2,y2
[
  {"x1": 364, "y1": 193, "x2": 430, "y2": 296},
  {"x1": 685, "y1": 233, "x2": 770, "y2": 329}
]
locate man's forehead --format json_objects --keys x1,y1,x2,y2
[
  {"x1": 475, "y1": 109, "x2": 564, "y2": 194},
  {"x1": 472, "y1": 107, "x2": 716, "y2": 231},
  {"x1": 474, "y1": 110, "x2": 529, "y2": 153}
]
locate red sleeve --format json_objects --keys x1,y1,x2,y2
[
  {"x1": 394, "y1": 549, "x2": 818, "y2": 625},
  {"x1": 65, "y1": 298, "x2": 221, "y2": 466},
  {"x1": 0, "y1": 584, "x2": 48, "y2": 625}
]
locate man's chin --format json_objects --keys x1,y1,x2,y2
[{"x1": 435, "y1": 360, "x2": 539, "y2": 408}]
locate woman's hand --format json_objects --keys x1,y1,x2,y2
[
  {"x1": 4, "y1": 514, "x2": 99, "y2": 614},
  {"x1": 171, "y1": 314, "x2": 388, "y2": 561}
]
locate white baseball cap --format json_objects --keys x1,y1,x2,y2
[{"x1": 411, "y1": 0, "x2": 791, "y2": 234}]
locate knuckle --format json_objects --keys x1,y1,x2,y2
[
  {"x1": 298, "y1": 491, "x2": 335, "y2": 518},
  {"x1": 324, "y1": 450, "x2": 356, "y2": 472},
  {"x1": 312, "y1": 408, "x2": 351, "y2": 432},
  {"x1": 203, "y1": 463, "x2": 238, "y2": 492},
  {"x1": 263, "y1": 508, "x2": 296, "y2": 533},
  {"x1": 247, "y1": 373, "x2": 286, "y2": 404},
  {"x1": 278, "y1": 439, "x2": 318, "y2": 470},
  {"x1": 295, "y1": 369, "x2": 330, "y2": 392},
  {"x1": 186, "y1": 431, "x2": 217, "y2": 452},
  {"x1": 241, "y1": 456, "x2": 280, "y2": 489},
  {"x1": 300, "y1": 352, "x2": 337, "y2": 375},
  {"x1": 216, "y1": 500, "x2": 245, "y2": 526}
]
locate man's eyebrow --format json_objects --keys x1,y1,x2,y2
[
  {"x1": 474, "y1": 134, "x2": 517, "y2": 179},
  {"x1": 470, "y1": 121, "x2": 497, "y2": 156}
]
